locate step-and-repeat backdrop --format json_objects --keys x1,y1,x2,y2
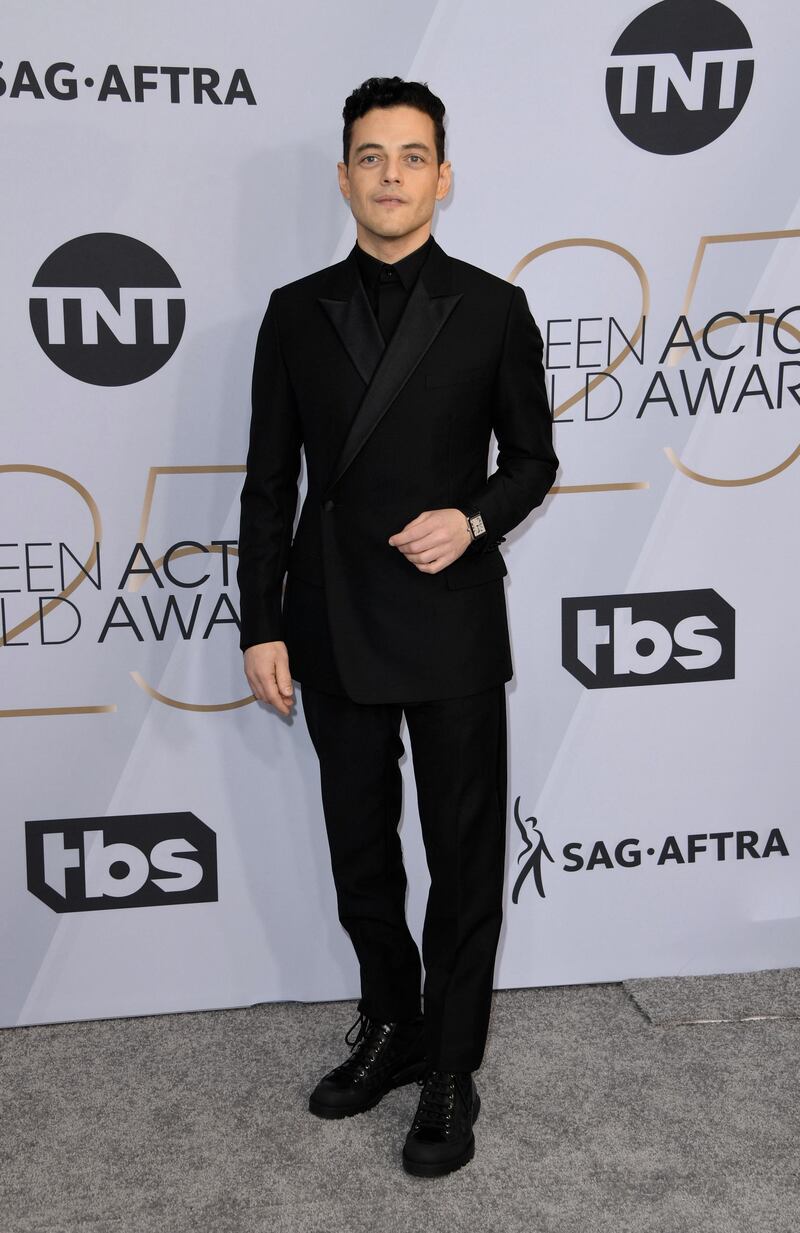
[{"x1": 2, "y1": 0, "x2": 797, "y2": 1025}]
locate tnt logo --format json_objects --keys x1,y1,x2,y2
[
  {"x1": 25, "y1": 812, "x2": 217, "y2": 912},
  {"x1": 29, "y1": 233, "x2": 185, "y2": 385},
  {"x1": 562, "y1": 589, "x2": 735, "y2": 688},
  {"x1": 605, "y1": 0, "x2": 754, "y2": 155}
]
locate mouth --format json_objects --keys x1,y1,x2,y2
[{"x1": 375, "y1": 196, "x2": 406, "y2": 206}]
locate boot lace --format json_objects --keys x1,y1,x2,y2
[
  {"x1": 344, "y1": 1011, "x2": 371, "y2": 1051},
  {"x1": 332, "y1": 1012, "x2": 391, "y2": 1080},
  {"x1": 414, "y1": 1070, "x2": 458, "y2": 1131}
]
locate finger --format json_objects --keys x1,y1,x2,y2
[
  {"x1": 244, "y1": 654, "x2": 290, "y2": 711},
  {"x1": 247, "y1": 661, "x2": 287, "y2": 711},
  {"x1": 275, "y1": 657, "x2": 294, "y2": 699},
  {"x1": 245, "y1": 670, "x2": 266, "y2": 703},
  {"x1": 388, "y1": 510, "x2": 433, "y2": 545},
  {"x1": 404, "y1": 548, "x2": 444, "y2": 565},
  {"x1": 393, "y1": 528, "x2": 446, "y2": 553},
  {"x1": 264, "y1": 675, "x2": 291, "y2": 714},
  {"x1": 390, "y1": 527, "x2": 423, "y2": 547}
]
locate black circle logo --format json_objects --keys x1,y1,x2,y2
[
  {"x1": 30, "y1": 233, "x2": 185, "y2": 386},
  {"x1": 605, "y1": 0, "x2": 754, "y2": 155}
]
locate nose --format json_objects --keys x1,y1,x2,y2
[{"x1": 381, "y1": 157, "x2": 402, "y2": 184}]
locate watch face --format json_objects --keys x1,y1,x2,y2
[{"x1": 469, "y1": 513, "x2": 486, "y2": 537}]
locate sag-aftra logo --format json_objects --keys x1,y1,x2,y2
[
  {"x1": 511, "y1": 799, "x2": 789, "y2": 903},
  {"x1": 0, "y1": 61, "x2": 255, "y2": 106}
]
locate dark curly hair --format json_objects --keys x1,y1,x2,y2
[{"x1": 342, "y1": 76, "x2": 446, "y2": 167}]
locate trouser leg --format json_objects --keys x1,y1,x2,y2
[
  {"x1": 405, "y1": 685, "x2": 508, "y2": 1072},
  {"x1": 300, "y1": 684, "x2": 423, "y2": 1023}
]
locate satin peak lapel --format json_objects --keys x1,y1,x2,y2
[
  {"x1": 326, "y1": 269, "x2": 462, "y2": 492},
  {"x1": 318, "y1": 277, "x2": 385, "y2": 387}
]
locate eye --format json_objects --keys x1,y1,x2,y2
[{"x1": 361, "y1": 155, "x2": 379, "y2": 164}]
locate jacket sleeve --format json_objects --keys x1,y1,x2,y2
[
  {"x1": 237, "y1": 289, "x2": 303, "y2": 651},
  {"x1": 463, "y1": 284, "x2": 558, "y2": 553}
]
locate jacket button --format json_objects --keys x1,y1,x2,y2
[{"x1": 323, "y1": 499, "x2": 335, "y2": 511}]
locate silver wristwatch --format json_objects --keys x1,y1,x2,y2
[{"x1": 465, "y1": 511, "x2": 486, "y2": 541}]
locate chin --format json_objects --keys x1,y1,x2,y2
[
  {"x1": 368, "y1": 219, "x2": 404, "y2": 236},
  {"x1": 367, "y1": 211, "x2": 407, "y2": 230}
]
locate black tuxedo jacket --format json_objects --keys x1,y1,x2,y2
[{"x1": 238, "y1": 236, "x2": 558, "y2": 704}]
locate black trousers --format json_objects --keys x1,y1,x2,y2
[{"x1": 300, "y1": 681, "x2": 508, "y2": 1072}]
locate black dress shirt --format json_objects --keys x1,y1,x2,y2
[
  {"x1": 354, "y1": 232, "x2": 485, "y2": 553},
  {"x1": 355, "y1": 234, "x2": 434, "y2": 343}
]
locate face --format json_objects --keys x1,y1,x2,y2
[{"x1": 337, "y1": 105, "x2": 452, "y2": 249}]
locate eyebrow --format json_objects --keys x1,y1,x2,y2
[{"x1": 353, "y1": 141, "x2": 432, "y2": 155}]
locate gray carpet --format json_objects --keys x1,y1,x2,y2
[
  {"x1": 624, "y1": 966, "x2": 800, "y2": 1026},
  {"x1": 2, "y1": 981, "x2": 799, "y2": 1233}
]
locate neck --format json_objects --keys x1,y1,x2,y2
[{"x1": 355, "y1": 222, "x2": 432, "y2": 264}]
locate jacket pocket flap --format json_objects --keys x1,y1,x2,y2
[{"x1": 445, "y1": 548, "x2": 508, "y2": 590}]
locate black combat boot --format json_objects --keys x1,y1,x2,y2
[
  {"x1": 309, "y1": 1011, "x2": 426, "y2": 1119},
  {"x1": 402, "y1": 1069, "x2": 480, "y2": 1176}
]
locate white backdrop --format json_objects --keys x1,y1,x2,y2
[{"x1": 2, "y1": 0, "x2": 798, "y2": 1026}]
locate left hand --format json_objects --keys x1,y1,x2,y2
[{"x1": 388, "y1": 508, "x2": 472, "y2": 573}]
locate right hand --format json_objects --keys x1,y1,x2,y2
[{"x1": 243, "y1": 641, "x2": 295, "y2": 716}]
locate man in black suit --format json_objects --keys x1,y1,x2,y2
[{"x1": 238, "y1": 77, "x2": 557, "y2": 1177}]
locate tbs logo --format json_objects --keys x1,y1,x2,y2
[
  {"x1": 562, "y1": 589, "x2": 735, "y2": 688},
  {"x1": 25, "y1": 813, "x2": 217, "y2": 912},
  {"x1": 606, "y1": 0, "x2": 754, "y2": 155},
  {"x1": 29, "y1": 232, "x2": 185, "y2": 385}
]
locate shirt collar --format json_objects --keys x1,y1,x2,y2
[{"x1": 355, "y1": 233, "x2": 434, "y2": 294}]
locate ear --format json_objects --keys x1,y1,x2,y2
[
  {"x1": 337, "y1": 160, "x2": 351, "y2": 201},
  {"x1": 436, "y1": 160, "x2": 452, "y2": 202}
]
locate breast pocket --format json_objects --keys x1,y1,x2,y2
[{"x1": 425, "y1": 363, "x2": 495, "y2": 390}]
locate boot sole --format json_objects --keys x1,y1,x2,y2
[
  {"x1": 401, "y1": 1091, "x2": 481, "y2": 1178},
  {"x1": 308, "y1": 1058, "x2": 427, "y2": 1120}
]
